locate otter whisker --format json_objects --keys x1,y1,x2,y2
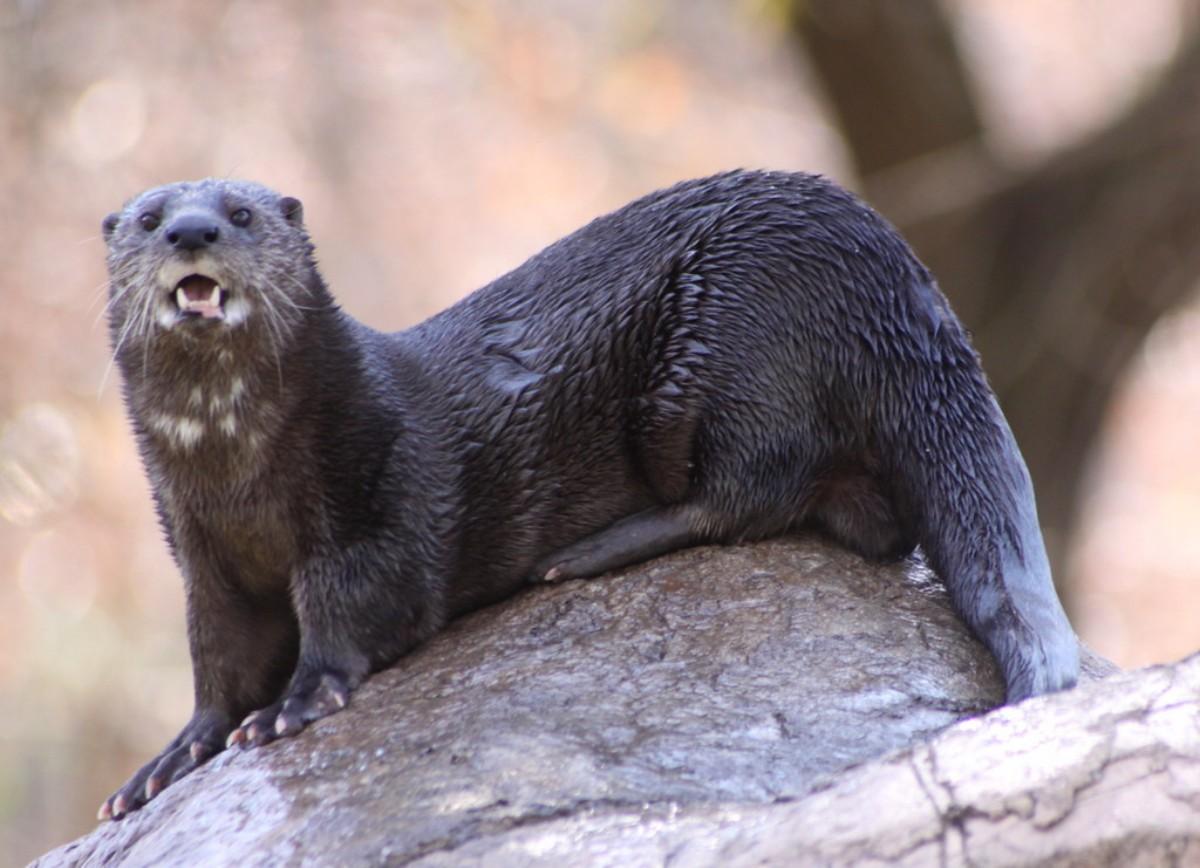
[
  {"x1": 94, "y1": 276, "x2": 138, "y2": 326},
  {"x1": 135, "y1": 281, "x2": 160, "y2": 382},
  {"x1": 272, "y1": 272, "x2": 318, "y2": 309},
  {"x1": 98, "y1": 343, "x2": 125, "y2": 399},
  {"x1": 90, "y1": 281, "x2": 117, "y2": 319},
  {"x1": 99, "y1": 277, "x2": 153, "y2": 397},
  {"x1": 259, "y1": 300, "x2": 288, "y2": 398}
]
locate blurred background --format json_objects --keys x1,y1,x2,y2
[{"x1": 3, "y1": 0, "x2": 1199, "y2": 861}]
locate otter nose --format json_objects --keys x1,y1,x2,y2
[{"x1": 164, "y1": 214, "x2": 220, "y2": 251}]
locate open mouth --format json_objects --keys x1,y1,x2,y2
[{"x1": 173, "y1": 274, "x2": 226, "y2": 320}]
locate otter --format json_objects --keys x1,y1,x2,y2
[{"x1": 96, "y1": 170, "x2": 1079, "y2": 820}]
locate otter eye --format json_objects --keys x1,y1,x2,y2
[
  {"x1": 139, "y1": 212, "x2": 160, "y2": 232},
  {"x1": 230, "y1": 208, "x2": 252, "y2": 228}
]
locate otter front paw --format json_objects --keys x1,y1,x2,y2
[
  {"x1": 98, "y1": 710, "x2": 230, "y2": 821},
  {"x1": 226, "y1": 670, "x2": 351, "y2": 749}
]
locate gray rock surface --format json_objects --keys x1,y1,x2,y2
[
  {"x1": 36, "y1": 536, "x2": 1122, "y2": 867},
  {"x1": 414, "y1": 653, "x2": 1200, "y2": 868}
]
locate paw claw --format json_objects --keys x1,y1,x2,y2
[
  {"x1": 112, "y1": 794, "x2": 129, "y2": 819},
  {"x1": 544, "y1": 566, "x2": 562, "y2": 583},
  {"x1": 226, "y1": 728, "x2": 245, "y2": 749},
  {"x1": 98, "y1": 800, "x2": 112, "y2": 822}
]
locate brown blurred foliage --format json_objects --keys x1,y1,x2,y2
[
  {"x1": 2, "y1": 0, "x2": 1198, "y2": 862},
  {"x1": 793, "y1": 0, "x2": 1200, "y2": 668}
]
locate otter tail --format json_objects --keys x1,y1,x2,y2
[{"x1": 887, "y1": 368, "x2": 1080, "y2": 703}]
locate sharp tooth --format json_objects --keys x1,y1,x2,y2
[
  {"x1": 208, "y1": 284, "x2": 222, "y2": 305},
  {"x1": 176, "y1": 287, "x2": 188, "y2": 310}
]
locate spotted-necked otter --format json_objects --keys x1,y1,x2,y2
[{"x1": 97, "y1": 170, "x2": 1079, "y2": 819}]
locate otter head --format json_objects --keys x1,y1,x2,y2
[{"x1": 102, "y1": 179, "x2": 317, "y2": 369}]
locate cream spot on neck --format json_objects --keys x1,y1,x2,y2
[
  {"x1": 211, "y1": 376, "x2": 246, "y2": 412},
  {"x1": 147, "y1": 413, "x2": 206, "y2": 449}
]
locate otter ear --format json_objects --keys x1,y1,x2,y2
[
  {"x1": 102, "y1": 212, "x2": 120, "y2": 240},
  {"x1": 279, "y1": 196, "x2": 304, "y2": 227}
]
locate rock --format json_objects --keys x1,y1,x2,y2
[
  {"x1": 35, "y1": 536, "x2": 1127, "y2": 867},
  {"x1": 414, "y1": 653, "x2": 1200, "y2": 868}
]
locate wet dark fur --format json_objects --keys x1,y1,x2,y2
[{"x1": 98, "y1": 170, "x2": 1079, "y2": 818}]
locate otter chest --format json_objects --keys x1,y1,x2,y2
[
  {"x1": 162, "y1": 469, "x2": 303, "y2": 596},
  {"x1": 211, "y1": 502, "x2": 299, "y2": 593}
]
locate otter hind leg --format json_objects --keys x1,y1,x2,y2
[
  {"x1": 535, "y1": 506, "x2": 702, "y2": 582},
  {"x1": 812, "y1": 471, "x2": 916, "y2": 562}
]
